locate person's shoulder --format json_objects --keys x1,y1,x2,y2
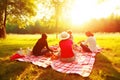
[
  {"x1": 88, "y1": 36, "x2": 94, "y2": 38},
  {"x1": 38, "y1": 38, "x2": 42, "y2": 41},
  {"x1": 67, "y1": 39, "x2": 73, "y2": 42},
  {"x1": 38, "y1": 38, "x2": 46, "y2": 42},
  {"x1": 87, "y1": 36, "x2": 93, "y2": 40}
]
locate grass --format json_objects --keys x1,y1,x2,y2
[{"x1": 0, "y1": 33, "x2": 120, "y2": 80}]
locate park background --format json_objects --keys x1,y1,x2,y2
[
  {"x1": 0, "y1": 0, "x2": 120, "y2": 80},
  {"x1": 0, "y1": 0, "x2": 120, "y2": 37}
]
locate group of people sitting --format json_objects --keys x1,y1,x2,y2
[{"x1": 31, "y1": 31, "x2": 99, "y2": 63}]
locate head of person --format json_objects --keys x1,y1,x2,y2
[
  {"x1": 85, "y1": 31, "x2": 94, "y2": 37},
  {"x1": 41, "y1": 33, "x2": 47, "y2": 39},
  {"x1": 59, "y1": 31, "x2": 70, "y2": 40},
  {"x1": 67, "y1": 30, "x2": 72, "y2": 35}
]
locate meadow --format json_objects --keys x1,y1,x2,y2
[{"x1": 0, "y1": 33, "x2": 120, "y2": 80}]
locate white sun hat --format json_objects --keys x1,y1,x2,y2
[{"x1": 59, "y1": 31, "x2": 70, "y2": 40}]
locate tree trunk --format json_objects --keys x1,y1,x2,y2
[
  {"x1": 0, "y1": 26, "x2": 6, "y2": 38},
  {"x1": 0, "y1": 0, "x2": 7, "y2": 39}
]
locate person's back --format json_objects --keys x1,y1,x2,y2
[
  {"x1": 85, "y1": 36, "x2": 97, "y2": 52},
  {"x1": 58, "y1": 31, "x2": 75, "y2": 62},
  {"x1": 32, "y1": 33, "x2": 53, "y2": 56},
  {"x1": 32, "y1": 38, "x2": 47, "y2": 56},
  {"x1": 80, "y1": 31, "x2": 98, "y2": 52},
  {"x1": 59, "y1": 39, "x2": 74, "y2": 58}
]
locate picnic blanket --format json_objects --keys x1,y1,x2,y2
[
  {"x1": 10, "y1": 45, "x2": 101, "y2": 77},
  {"x1": 51, "y1": 52, "x2": 96, "y2": 77},
  {"x1": 17, "y1": 55, "x2": 52, "y2": 68}
]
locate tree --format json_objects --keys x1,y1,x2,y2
[
  {"x1": 0, "y1": 0, "x2": 7, "y2": 38},
  {"x1": 0, "y1": 0, "x2": 37, "y2": 38}
]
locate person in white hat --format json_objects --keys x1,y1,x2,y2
[{"x1": 58, "y1": 31, "x2": 75, "y2": 62}]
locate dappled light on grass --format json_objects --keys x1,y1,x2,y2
[
  {"x1": 0, "y1": 60, "x2": 29, "y2": 80},
  {"x1": 16, "y1": 64, "x2": 44, "y2": 80},
  {"x1": 91, "y1": 53, "x2": 120, "y2": 80}
]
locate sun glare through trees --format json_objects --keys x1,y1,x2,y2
[{"x1": 34, "y1": 0, "x2": 120, "y2": 27}]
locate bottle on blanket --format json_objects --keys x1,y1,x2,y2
[
  {"x1": 17, "y1": 48, "x2": 23, "y2": 55},
  {"x1": 17, "y1": 47, "x2": 32, "y2": 56}
]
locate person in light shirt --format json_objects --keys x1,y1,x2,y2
[{"x1": 80, "y1": 31, "x2": 98, "y2": 52}]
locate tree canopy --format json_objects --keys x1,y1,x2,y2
[{"x1": 0, "y1": 0, "x2": 37, "y2": 38}]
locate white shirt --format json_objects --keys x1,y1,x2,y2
[{"x1": 84, "y1": 36, "x2": 97, "y2": 52}]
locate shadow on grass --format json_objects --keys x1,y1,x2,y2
[
  {"x1": 37, "y1": 53, "x2": 120, "y2": 80},
  {"x1": 91, "y1": 53, "x2": 120, "y2": 80},
  {"x1": 0, "y1": 50, "x2": 120, "y2": 80},
  {"x1": 36, "y1": 66, "x2": 88, "y2": 80},
  {"x1": 0, "y1": 60, "x2": 30, "y2": 80}
]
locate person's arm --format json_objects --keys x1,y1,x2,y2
[
  {"x1": 77, "y1": 40, "x2": 84, "y2": 44},
  {"x1": 45, "y1": 40, "x2": 53, "y2": 52},
  {"x1": 84, "y1": 40, "x2": 87, "y2": 44},
  {"x1": 83, "y1": 38, "x2": 89, "y2": 45}
]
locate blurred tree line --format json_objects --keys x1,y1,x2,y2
[
  {"x1": 6, "y1": 16, "x2": 120, "y2": 34},
  {"x1": 71, "y1": 16, "x2": 120, "y2": 33},
  {"x1": 6, "y1": 19, "x2": 68, "y2": 34}
]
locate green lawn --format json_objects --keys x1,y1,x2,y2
[{"x1": 0, "y1": 33, "x2": 120, "y2": 80}]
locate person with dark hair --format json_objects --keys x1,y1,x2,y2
[
  {"x1": 67, "y1": 30, "x2": 73, "y2": 40},
  {"x1": 32, "y1": 33, "x2": 53, "y2": 56},
  {"x1": 79, "y1": 31, "x2": 98, "y2": 52}
]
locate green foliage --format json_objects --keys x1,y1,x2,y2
[
  {"x1": 6, "y1": 18, "x2": 120, "y2": 34},
  {"x1": 0, "y1": 33, "x2": 120, "y2": 80},
  {"x1": 6, "y1": 20, "x2": 68, "y2": 34},
  {"x1": 1, "y1": 0, "x2": 38, "y2": 28},
  {"x1": 6, "y1": 0, "x2": 37, "y2": 28}
]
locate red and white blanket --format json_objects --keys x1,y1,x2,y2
[
  {"x1": 11, "y1": 45, "x2": 101, "y2": 77},
  {"x1": 17, "y1": 55, "x2": 52, "y2": 68},
  {"x1": 14, "y1": 52, "x2": 96, "y2": 77},
  {"x1": 51, "y1": 52, "x2": 96, "y2": 77}
]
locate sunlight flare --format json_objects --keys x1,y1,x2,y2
[
  {"x1": 70, "y1": 0, "x2": 120, "y2": 25},
  {"x1": 33, "y1": 3, "x2": 54, "y2": 21},
  {"x1": 32, "y1": 0, "x2": 120, "y2": 26}
]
